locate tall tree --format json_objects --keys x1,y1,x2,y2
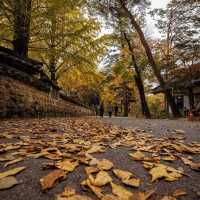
[
  {"x1": 89, "y1": 0, "x2": 180, "y2": 117},
  {"x1": 123, "y1": 32, "x2": 151, "y2": 118}
]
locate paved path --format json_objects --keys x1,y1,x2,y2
[
  {"x1": 0, "y1": 117, "x2": 200, "y2": 200},
  {"x1": 103, "y1": 117, "x2": 200, "y2": 142}
]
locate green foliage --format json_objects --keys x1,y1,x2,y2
[{"x1": 147, "y1": 94, "x2": 168, "y2": 118}]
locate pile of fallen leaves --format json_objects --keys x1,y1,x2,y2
[{"x1": 0, "y1": 117, "x2": 200, "y2": 200}]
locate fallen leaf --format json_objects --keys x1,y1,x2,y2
[
  {"x1": 85, "y1": 167, "x2": 99, "y2": 175},
  {"x1": 57, "y1": 187, "x2": 76, "y2": 197},
  {"x1": 172, "y1": 189, "x2": 187, "y2": 197},
  {"x1": 181, "y1": 157, "x2": 200, "y2": 171},
  {"x1": 149, "y1": 165, "x2": 168, "y2": 182},
  {"x1": 82, "y1": 179, "x2": 104, "y2": 198},
  {"x1": 90, "y1": 171, "x2": 112, "y2": 186},
  {"x1": 40, "y1": 169, "x2": 66, "y2": 190},
  {"x1": 129, "y1": 151, "x2": 145, "y2": 161},
  {"x1": 162, "y1": 156, "x2": 176, "y2": 161},
  {"x1": 113, "y1": 169, "x2": 132, "y2": 180},
  {"x1": 87, "y1": 145, "x2": 105, "y2": 154},
  {"x1": 56, "y1": 160, "x2": 79, "y2": 172},
  {"x1": 97, "y1": 159, "x2": 113, "y2": 170},
  {"x1": 122, "y1": 178, "x2": 140, "y2": 187},
  {"x1": 0, "y1": 167, "x2": 26, "y2": 179},
  {"x1": 4, "y1": 158, "x2": 24, "y2": 167},
  {"x1": 110, "y1": 182, "x2": 133, "y2": 199},
  {"x1": 0, "y1": 176, "x2": 18, "y2": 190},
  {"x1": 130, "y1": 189, "x2": 155, "y2": 200}
]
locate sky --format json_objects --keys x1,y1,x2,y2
[{"x1": 147, "y1": 0, "x2": 170, "y2": 38}]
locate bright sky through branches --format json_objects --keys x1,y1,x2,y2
[{"x1": 146, "y1": 0, "x2": 170, "y2": 38}]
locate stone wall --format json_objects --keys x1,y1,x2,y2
[{"x1": 0, "y1": 76, "x2": 92, "y2": 117}]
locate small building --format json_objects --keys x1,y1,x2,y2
[{"x1": 152, "y1": 65, "x2": 200, "y2": 115}]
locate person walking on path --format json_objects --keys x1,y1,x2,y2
[
  {"x1": 107, "y1": 102, "x2": 113, "y2": 118},
  {"x1": 99, "y1": 101, "x2": 104, "y2": 118},
  {"x1": 114, "y1": 104, "x2": 119, "y2": 117}
]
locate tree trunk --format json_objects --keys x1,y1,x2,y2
[
  {"x1": 123, "y1": 86, "x2": 129, "y2": 117},
  {"x1": 123, "y1": 32, "x2": 151, "y2": 118},
  {"x1": 49, "y1": 57, "x2": 57, "y2": 86},
  {"x1": 13, "y1": 0, "x2": 32, "y2": 57},
  {"x1": 120, "y1": 1, "x2": 180, "y2": 117}
]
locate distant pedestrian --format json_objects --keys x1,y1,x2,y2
[
  {"x1": 114, "y1": 104, "x2": 119, "y2": 116},
  {"x1": 107, "y1": 102, "x2": 113, "y2": 118},
  {"x1": 99, "y1": 102, "x2": 104, "y2": 118}
]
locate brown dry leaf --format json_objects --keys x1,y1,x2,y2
[
  {"x1": 82, "y1": 179, "x2": 104, "y2": 199},
  {"x1": 56, "y1": 160, "x2": 79, "y2": 172},
  {"x1": 90, "y1": 171, "x2": 112, "y2": 186},
  {"x1": 148, "y1": 164, "x2": 183, "y2": 182},
  {"x1": 113, "y1": 169, "x2": 133, "y2": 180},
  {"x1": 181, "y1": 157, "x2": 200, "y2": 171},
  {"x1": 87, "y1": 145, "x2": 105, "y2": 154},
  {"x1": 40, "y1": 169, "x2": 66, "y2": 190},
  {"x1": 85, "y1": 167, "x2": 99, "y2": 175},
  {"x1": 44, "y1": 153, "x2": 62, "y2": 160},
  {"x1": 0, "y1": 176, "x2": 18, "y2": 190},
  {"x1": 162, "y1": 156, "x2": 176, "y2": 162},
  {"x1": 97, "y1": 159, "x2": 113, "y2": 170},
  {"x1": 4, "y1": 158, "x2": 24, "y2": 167},
  {"x1": 110, "y1": 182, "x2": 133, "y2": 200},
  {"x1": 143, "y1": 162, "x2": 154, "y2": 169},
  {"x1": 122, "y1": 178, "x2": 140, "y2": 187},
  {"x1": 0, "y1": 167, "x2": 26, "y2": 179},
  {"x1": 0, "y1": 154, "x2": 15, "y2": 162},
  {"x1": 78, "y1": 157, "x2": 90, "y2": 165},
  {"x1": 172, "y1": 189, "x2": 187, "y2": 197},
  {"x1": 57, "y1": 187, "x2": 76, "y2": 197},
  {"x1": 129, "y1": 151, "x2": 145, "y2": 161},
  {"x1": 28, "y1": 152, "x2": 47, "y2": 159}
]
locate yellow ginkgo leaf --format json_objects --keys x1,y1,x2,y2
[
  {"x1": 87, "y1": 145, "x2": 105, "y2": 154},
  {"x1": 113, "y1": 169, "x2": 133, "y2": 180},
  {"x1": 129, "y1": 151, "x2": 145, "y2": 161},
  {"x1": 149, "y1": 165, "x2": 168, "y2": 182},
  {"x1": 143, "y1": 162, "x2": 154, "y2": 169},
  {"x1": 85, "y1": 179, "x2": 104, "y2": 198},
  {"x1": 90, "y1": 171, "x2": 112, "y2": 186},
  {"x1": 0, "y1": 176, "x2": 18, "y2": 190},
  {"x1": 4, "y1": 158, "x2": 24, "y2": 167},
  {"x1": 110, "y1": 182, "x2": 133, "y2": 200},
  {"x1": 122, "y1": 178, "x2": 140, "y2": 187},
  {"x1": 57, "y1": 187, "x2": 76, "y2": 197},
  {"x1": 165, "y1": 171, "x2": 182, "y2": 181},
  {"x1": 85, "y1": 167, "x2": 99, "y2": 175},
  {"x1": 0, "y1": 167, "x2": 26, "y2": 179},
  {"x1": 97, "y1": 159, "x2": 113, "y2": 170},
  {"x1": 56, "y1": 160, "x2": 79, "y2": 172}
]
